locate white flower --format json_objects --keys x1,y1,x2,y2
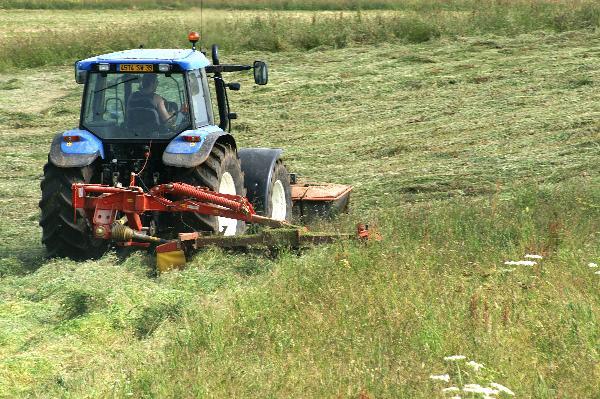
[
  {"x1": 443, "y1": 387, "x2": 460, "y2": 393},
  {"x1": 463, "y1": 383, "x2": 482, "y2": 390},
  {"x1": 525, "y1": 254, "x2": 543, "y2": 259},
  {"x1": 483, "y1": 388, "x2": 499, "y2": 395},
  {"x1": 490, "y1": 382, "x2": 515, "y2": 396},
  {"x1": 444, "y1": 355, "x2": 466, "y2": 361},
  {"x1": 504, "y1": 260, "x2": 536, "y2": 266},
  {"x1": 588, "y1": 262, "x2": 598, "y2": 268},
  {"x1": 466, "y1": 360, "x2": 484, "y2": 371},
  {"x1": 595, "y1": 270, "x2": 600, "y2": 275},
  {"x1": 430, "y1": 374, "x2": 450, "y2": 382},
  {"x1": 463, "y1": 384, "x2": 498, "y2": 395}
]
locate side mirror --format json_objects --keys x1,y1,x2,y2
[
  {"x1": 74, "y1": 61, "x2": 87, "y2": 84},
  {"x1": 253, "y1": 61, "x2": 268, "y2": 85}
]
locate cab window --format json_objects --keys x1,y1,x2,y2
[
  {"x1": 82, "y1": 72, "x2": 190, "y2": 140},
  {"x1": 188, "y1": 69, "x2": 210, "y2": 127}
]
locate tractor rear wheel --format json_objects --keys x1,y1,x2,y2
[
  {"x1": 39, "y1": 162, "x2": 108, "y2": 260},
  {"x1": 265, "y1": 160, "x2": 292, "y2": 222},
  {"x1": 174, "y1": 143, "x2": 246, "y2": 236}
]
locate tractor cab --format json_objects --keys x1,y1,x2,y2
[{"x1": 74, "y1": 42, "x2": 266, "y2": 142}]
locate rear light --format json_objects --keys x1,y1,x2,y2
[
  {"x1": 63, "y1": 135, "x2": 81, "y2": 143},
  {"x1": 182, "y1": 135, "x2": 201, "y2": 142},
  {"x1": 98, "y1": 63, "x2": 110, "y2": 72},
  {"x1": 158, "y1": 63, "x2": 170, "y2": 72}
]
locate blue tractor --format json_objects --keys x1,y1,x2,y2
[{"x1": 39, "y1": 33, "x2": 298, "y2": 259}]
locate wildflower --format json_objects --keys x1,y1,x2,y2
[
  {"x1": 504, "y1": 260, "x2": 536, "y2": 266},
  {"x1": 589, "y1": 262, "x2": 598, "y2": 268},
  {"x1": 466, "y1": 360, "x2": 484, "y2": 371},
  {"x1": 525, "y1": 254, "x2": 543, "y2": 259},
  {"x1": 442, "y1": 387, "x2": 460, "y2": 393},
  {"x1": 430, "y1": 374, "x2": 450, "y2": 382},
  {"x1": 490, "y1": 382, "x2": 515, "y2": 396},
  {"x1": 443, "y1": 355, "x2": 466, "y2": 361},
  {"x1": 595, "y1": 270, "x2": 600, "y2": 275},
  {"x1": 463, "y1": 383, "x2": 482, "y2": 390},
  {"x1": 463, "y1": 384, "x2": 498, "y2": 395},
  {"x1": 482, "y1": 388, "x2": 499, "y2": 396}
]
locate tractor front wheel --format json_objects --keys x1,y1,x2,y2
[{"x1": 39, "y1": 162, "x2": 108, "y2": 259}]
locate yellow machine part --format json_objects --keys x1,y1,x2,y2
[{"x1": 156, "y1": 250, "x2": 187, "y2": 272}]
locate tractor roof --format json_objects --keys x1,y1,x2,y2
[{"x1": 77, "y1": 49, "x2": 210, "y2": 71}]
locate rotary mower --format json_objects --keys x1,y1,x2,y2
[{"x1": 40, "y1": 32, "x2": 364, "y2": 272}]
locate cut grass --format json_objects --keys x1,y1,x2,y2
[{"x1": 0, "y1": 9, "x2": 598, "y2": 399}]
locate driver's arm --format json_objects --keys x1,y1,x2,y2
[{"x1": 153, "y1": 95, "x2": 174, "y2": 123}]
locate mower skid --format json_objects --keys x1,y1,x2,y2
[
  {"x1": 291, "y1": 182, "x2": 352, "y2": 221},
  {"x1": 155, "y1": 228, "x2": 354, "y2": 272}
]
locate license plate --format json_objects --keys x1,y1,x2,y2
[{"x1": 119, "y1": 64, "x2": 154, "y2": 72}]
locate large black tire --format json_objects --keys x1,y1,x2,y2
[
  {"x1": 174, "y1": 143, "x2": 246, "y2": 235},
  {"x1": 39, "y1": 162, "x2": 108, "y2": 259},
  {"x1": 264, "y1": 160, "x2": 293, "y2": 222}
]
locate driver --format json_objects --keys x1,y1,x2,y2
[{"x1": 128, "y1": 74, "x2": 174, "y2": 123}]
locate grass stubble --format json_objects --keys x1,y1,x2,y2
[{"x1": 0, "y1": 4, "x2": 599, "y2": 398}]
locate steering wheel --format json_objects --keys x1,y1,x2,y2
[
  {"x1": 157, "y1": 100, "x2": 183, "y2": 135},
  {"x1": 166, "y1": 101, "x2": 178, "y2": 114},
  {"x1": 164, "y1": 101, "x2": 189, "y2": 127},
  {"x1": 164, "y1": 101, "x2": 179, "y2": 124}
]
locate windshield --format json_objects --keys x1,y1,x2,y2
[{"x1": 81, "y1": 72, "x2": 190, "y2": 140}]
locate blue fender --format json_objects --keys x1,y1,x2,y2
[
  {"x1": 162, "y1": 125, "x2": 236, "y2": 168},
  {"x1": 238, "y1": 148, "x2": 284, "y2": 214},
  {"x1": 49, "y1": 129, "x2": 105, "y2": 168}
]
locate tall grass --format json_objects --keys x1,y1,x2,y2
[
  {"x1": 1, "y1": 0, "x2": 598, "y2": 11},
  {"x1": 119, "y1": 182, "x2": 600, "y2": 398},
  {"x1": 1, "y1": 3, "x2": 599, "y2": 72}
]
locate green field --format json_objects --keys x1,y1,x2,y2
[
  {"x1": 0, "y1": 4, "x2": 599, "y2": 398},
  {"x1": 0, "y1": 0, "x2": 598, "y2": 11},
  {"x1": 1, "y1": 1, "x2": 599, "y2": 71}
]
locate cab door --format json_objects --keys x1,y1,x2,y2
[{"x1": 187, "y1": 69, "x2": 215, "y2": 128}]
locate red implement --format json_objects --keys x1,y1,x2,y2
[
  {"x1": 71, "y1": 181, "x2": 375, "y2": 271},
  {"x1": 72, "y1": 181, "x2": 293, "y2": 243}
]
